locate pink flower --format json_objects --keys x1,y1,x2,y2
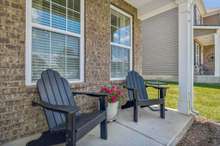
[
  {"x1": 111, "y1": 96, "x2": 117, "y2": 103},
  {"x1": 112, "y1": 85, "x2": 117, "y2": 89},
  {"x1": 101, "y1": 86, "x2": 110, "y2": 93},
  {"x1": 108, "y1": 89, "x2": 113, "y2": 94},
  {"x1": 99, "y1": 85, "x2": 124, "y2": 103},
  {"x1": 100, "y1": 86, "x2": 106, "y2": 92}
]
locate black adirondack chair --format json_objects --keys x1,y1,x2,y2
[
  {"x1": 122, "y1": 71, "x2": 168, "y2": 122},
  {"x1": 27, "y1": 69, "x2": 108, "y2": 146}
]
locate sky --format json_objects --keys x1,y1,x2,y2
[{"x1": 204, "y1": 0, "x2": 220, "y2": 9}]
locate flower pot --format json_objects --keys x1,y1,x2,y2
[{"x1": 107, "y1": 101, "x2": 119, "y2": 122}]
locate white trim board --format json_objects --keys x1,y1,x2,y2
[
  {"x1": 193, "y1": 25, "x2": 220, "y2": 30},
  {"x1": 205, "y1": 9, "x2": 220, "y2": 17},
  {"x1": 139, "y1": 3, "x2": 177, "y2": 20}
]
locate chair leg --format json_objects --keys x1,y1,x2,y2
[
  {"x1": 160, "y1": 103, "x2": 165, "y2": 119},
  {"x1": 100, "y1": 119, "x2": 108, "y2": 140},
  {"x1": 66, "y1": 131, "x2": 76, "y2": 146},
  {"x1": 133, "y1": 103, "x2": 138, "y2": 122},
  {"x1": 159, "y1": 88, "x2": 166, "y2": 119}
]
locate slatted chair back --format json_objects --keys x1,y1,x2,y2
[
  {"x1": 37, "y1": 69, "x2": 77, "y2": 129},
  {"x1": 126, "y1": 71, "x2": 149, "y2": 101}
]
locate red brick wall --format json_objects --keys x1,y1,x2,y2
[
  {"x1": 203, "y1": 13, "x2": 220, "y2": 26},
  {"x1": 203, "y1": 45, "x2": 215, "y2": 75}
]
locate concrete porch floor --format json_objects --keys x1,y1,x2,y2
[
  {"x1": 3, "y1": 108, "x2": 193, "y2": 146},
  {"x1": 75, "y1": 108, "x2": 193, "y2": 146}
]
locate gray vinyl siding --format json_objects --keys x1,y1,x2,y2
[{"x1": 141, "y1": 8, "x2": 178, "y2": 76}]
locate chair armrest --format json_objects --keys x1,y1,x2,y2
[
  {"x1": 32, "y1": 99, "x2": 80, "y2": 114},
  {"x1": 145, "y1": 80, "x2": 168, "y2": 89},
  {"x1": 146, "y1": 84, "x2": 169, "y2": 90},
  {"x1": 145, "y1": 84, "x2": 168, "y2": 98},
  {"x1": 72, "y1": 92, "x2": 108, "y2": 99}
]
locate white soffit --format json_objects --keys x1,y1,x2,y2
[
  {"x1": 124, "y1": 0, "x2": 153, "y2": 8},
  {"x1": 195, "y1": 34, "x2": 215, "y2": 46},
  {"x1": 124, "y1": 0, "x2": 177, "y2": 20}
]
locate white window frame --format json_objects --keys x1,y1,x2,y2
[
  {"x1": 25, "y1": 0, "x2": 84, "y2": 86},
  {"x1": 195, "y1": 7, "x2": 203, "y2": 25},
  {"x1": 195, "y1": 42, "x2": 201, "y2": 65},
  {"x1": 110, "y1": 5, "x2": 133, "y2": 81}
]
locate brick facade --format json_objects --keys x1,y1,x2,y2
[
  {"x1": 203, "y1": 45, "x2": 215, "y2": 75},
  {"x1": 0, "y1": 0, "x2": 141, "y2": 144},
  {"x1": 203, "y1": 13, "x2": 220, "y2": 26}
]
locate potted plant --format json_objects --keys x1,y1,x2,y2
[{"x1": 99, "y1": 84, "x2": 124, "y2": 122}]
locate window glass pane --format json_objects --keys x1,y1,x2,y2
[
  {"x1": 32, "y1": 28, "x2": 50, "y2": 81},
  {"x1": 111, "y1": 9, "x2": 131, "y2": 46},
  {"x1": 120, "y1": 16, "x2": 131, "y2": 46},
  {"x1": 52, "y1": 2, "x2": 66, "y2": 30},
  {"x1": 111, "y1": 46, "x2": 130, "y2": 78},
  {"x1": 51, "y1": 32, "x2": 66, "y2": 76},
  {"x1": 111, "y1": 26, "x2": 120, "y2": 44},
  {"x1": 67, "y1": 10, "x2": 80, "y2": 34},
  {"x1": 111, "y1": 13, "x2": 118, "y2": 27},
  {"x1": 32, "y1": 29, "x2": 81, "y2": 82},
  {"x1": 66, "y1": 36, "x2": 80, "y2": 79},
  {"x1": 32, "y1": 0, "x2": 50, "y2": 26},
  {"x1": 52, "y1": 0, "x2": 66, "y2": 7},
  {"x1": 32, "y1": 0, "x2": 81, "y2": 34},
  {"x1": 68, "y1": 0, "x2": 80, "y2": 12}
]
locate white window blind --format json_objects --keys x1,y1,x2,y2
[
  {"x1": 111, "y1": 6, "x2": 132, "y2": 79},
  {"x1": 111, "y1": 45, "x2": 130, "y2": 78},
  {"x1": 29, "y1": 0, "x2": 83, "y2": 83}
]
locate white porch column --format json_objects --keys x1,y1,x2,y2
[
  {"x1": 215, "y1": 30, "x2": 220, "y2": 77},
  {"x1": 176, "y1": 0, "x2": 194, "y2": 114}
]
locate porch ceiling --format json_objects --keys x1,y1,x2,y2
[
  {"x1": 124, "y1": 0, "x2": 177, "y2": 20},
  {"x1": 194, "y1": 29, "x2": 217, "y2": 37},
  {"x1": 124, "y1": 0, "x2": 153, "y2": 8},
  {"x1": 195, "y1": 34, "x2": 215, "y2": 46},
  {"x1": 194, "y1": 27, "x2": 219, "y2": 46}
]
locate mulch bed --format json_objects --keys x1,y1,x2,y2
[{"x1": 177, "y1": 117, "x2": 220, "y2": 146}]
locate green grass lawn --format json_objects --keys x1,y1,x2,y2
[{"x1": 147, "y1": 82, "x2": 220, "y2": 122}]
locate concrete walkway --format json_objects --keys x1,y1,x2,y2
[{"x1": 3, "y1": 108, "x2": 193, "y2": 146}]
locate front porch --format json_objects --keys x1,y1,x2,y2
[
  {"x1": 0, "y1": 0, "x2": 206, "y2": 145},
  {"x1": 194, "y1": 75, "x2": 220, "y2": 83},
  {"x1": 193, "y1": 26, "x2": 220, "y2": 77},
  {"x1": 3, "y1": 108, "x2": 193, "y2": 146}
]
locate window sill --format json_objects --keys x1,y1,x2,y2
[
  {"x1": 110, "y1": 77, "x2": 126, "y2": 81},
  {"x1": 25, "y1": 80, "x2": 84, "y2": 87}
]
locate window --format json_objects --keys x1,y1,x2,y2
[
  {"x1": 26, "y1": 0, "x2": 84, "y2": 85},
  {"x1": 111, "y1": 6, "x2": 132, "y2": 80},
  {"x1": 194, "y1": 42, "x2": 201, "y2": 66}
]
